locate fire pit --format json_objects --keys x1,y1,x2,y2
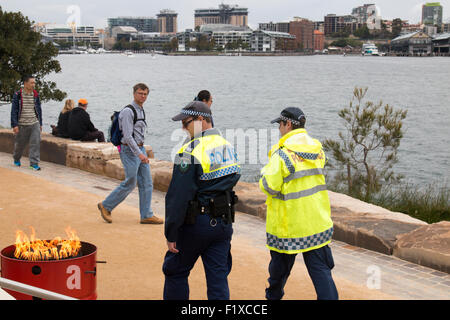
[{"x1": 0, "y1": 227, "x2": 101, "y2": 300}]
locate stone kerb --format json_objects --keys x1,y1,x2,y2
[
  {"x1": 66, "y1": 142, "x2": 120, "y2": 175},
  {"x1": 394, "y1": 221, "x2": 450, "y2": 273}
]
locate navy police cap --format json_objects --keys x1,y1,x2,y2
[
  {"x1": 172, "y1": 101, "x2": 212, "y2": 121},
  {"x1": 271, "y1": 107, "x2": 306, "y2": 126}
]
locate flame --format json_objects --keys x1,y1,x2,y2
[{"x1": 14, "y1": 227, "x2": 81, "y2": 261}]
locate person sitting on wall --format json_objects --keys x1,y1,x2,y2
[
  {"x1": 51, "y1": 99, "x2": 75, "y2": 138},
  {"x1": 68, "y1": 98, "x2": 105, "y2": 142}
]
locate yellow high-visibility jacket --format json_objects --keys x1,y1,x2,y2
[
  {"x1": 259, "y1": 128, "x2": 333, "y2": 254},
  {"x1": 177, "y1": 129, "x2": 240, "y2": 181}
]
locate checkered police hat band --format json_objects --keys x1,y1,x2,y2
[
  {"x1": 280, "y1": 115, "x2": 302, "y2": 126},
  {"x1": 181, "y1": 109, "x2": 211, "y2": 118}
]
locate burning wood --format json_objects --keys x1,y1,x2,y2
[{"x1": 14, "y1": 227, "x2": 81, "y2": 261}]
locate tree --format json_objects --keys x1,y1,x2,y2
[
  {"x1": 0, "y1": 7, "x2": 66, "y2": 102},
  {"x1": 392, "y1": 18, "x2": 403, "y2": 38},
  {"x1": 323, "y1": 87, "x2": 408, "y2": 201},
  {"x1": 354, "y1": 25, "x2": 371, "y2": 39}
]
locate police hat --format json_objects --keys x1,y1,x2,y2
[
  {"x1": 172, "y1": 101, "x2": 212, "y2": 121},
  {"x1": 271, "y1": 107, "x2": 306, "y2": 126}
]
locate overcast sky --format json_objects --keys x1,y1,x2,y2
[{"x1": 1, "y1": 0, "x2": 449, "y2": 30}]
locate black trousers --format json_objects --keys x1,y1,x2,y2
[
  {"x1": 266, "y1": 245, "x2": 338, "y2": 300},
  {"x1": 81, "y1": 130, "x2": 105, "y2": 142}
]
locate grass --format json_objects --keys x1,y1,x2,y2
[{"x1": 371, "y1": 183, "x2": 450, "y2": 224}]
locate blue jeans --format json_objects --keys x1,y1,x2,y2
[
  {"x1": 162, "y1": 215, "x2": 233, "y2": 300},
  {"x1": 102, "y1": 145, "x2": 154, "y2": 220},
  {"x1": 266, "y1": 245, "x2": 338, "y2": 300}
]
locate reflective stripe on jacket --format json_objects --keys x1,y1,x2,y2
[{"x1": 259, "y1": 128, "x2": 333, "y2": 254}]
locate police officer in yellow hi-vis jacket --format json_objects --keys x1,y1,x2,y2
[
  {"x1": 260, "y1": 107, "x2": 338, "y2": 300},
  {"x1": 163, "y1": 101, "x2": 240, "y2": 300}
]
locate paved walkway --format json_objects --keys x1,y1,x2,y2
[{"x1": 0, "y1": 152, "x2": 448, "y2": 300}]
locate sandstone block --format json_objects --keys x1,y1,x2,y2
[
  {"x1": 66, "y1": 142, "x2": 119, "y2": 175},
  {"x1": 234, "y1": 182, "x2": 267, "y2": 219},
  {"x1": 393, "y1": 221, "x2": 450, "y2": 273},
  {"x1": 331, "y1": 207, "x2": 423, "y2": 255},
  {"x1": 104, "y1": 159, "x2": 125, "y2": 181}
]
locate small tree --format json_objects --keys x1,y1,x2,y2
[
  {"x1": 392, "y1": 18, "x2": 403, "y2": 38},
  {"x1": 323, "y1": 87, "x2": 408, "y2": 201},
  {"x1": 0, "y1": 7, "x2": 66, "y2": 102}
]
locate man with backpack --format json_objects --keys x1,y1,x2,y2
[{"x1": 97, "y1": 83, "x2": 163, "y2": 225}]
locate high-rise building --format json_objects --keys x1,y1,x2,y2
[
  {"x1": 194, "y1": 4, "x2": 248, "y2": 28},
  {"x1": 324, "y1": 14, "x2": 361, "y2": 35},
  {"x1": 157, "y1": 9, "x2": 178, "y2": 34},
  {"x1": 422, "y1": 2, "x2": 443, "y2": 26},
  {"x1": 289, "y1": 18, "x2": 314, "y2": 50},
  {"x1": 259, "y1": 21, "x2": 290, "y2": 33},
  {"x1": 351, "y1": 4, "x2": 382, "y2": 29},
  {"x1": 107, "y1": 17, "x2": 158, "y2": 34}
]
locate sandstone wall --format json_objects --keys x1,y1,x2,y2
[{"x1": 0, "y1": 129, "x2": 448, "y2": 273}]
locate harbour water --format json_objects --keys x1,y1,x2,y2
[{"x1": 0, "y1": 54, "x2": 449, "y2": 185}]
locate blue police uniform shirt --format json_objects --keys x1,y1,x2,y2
[{"x1": 164, "y1": 128, "x2": 240, "y2": 243}]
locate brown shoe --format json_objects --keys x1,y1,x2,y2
[
  {"x1": 98, "y1": 202, "x2": 112, "y2": 223},
  {"x1": 140, "y1": 215, "x2": 163, "y2": 224}
]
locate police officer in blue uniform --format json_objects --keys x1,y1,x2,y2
[{"x1": 163, "y1": 101, "x2": 241, "y2": 300}]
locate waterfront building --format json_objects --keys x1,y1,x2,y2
[
  {"x1": 424, "y1": 25, "x2": 438, "y2": 36},
  {"x1": 157, "y1": 9, "x2": 178, "y2": 34},
  {"x1": 324, "y1": 14, "x2": 362, "y2": 35},
  {"x1": 401, "y1": 21, "x2": 424, "y2": 33},
  {"x1": 351, "y1": 4, "x2": 382, "y2": 30},
  {"x1": 176, "y1": 29, "x2": 202, "y2": 51},
  {"x1": 201, "y1": 24, "x2": 252, "y2": 50},
  {"x1": 259, "y1": 22, "x2": 277, "y2": 32},
  {"x1": 422, "y1": 2, "x2": 443, "y2": 26},
  {"x1": 194, "y1": 4, "x2": 248, "y2": 28},
  {"x1": 111, "y1": 26, "x2": 138, "y2": 42},
  {"x1": 313, "y1": 30, "x2": 325, "y2": 51},
  {"x1": 289, "y1": 18, "x2": 314, "y2": 51},
  {"x1": 432, "y1": 32, "x2": 450, "y2": 54},
  {"x1": 136, "y1": 33, "x2": 174, "y2": 51},
  {"x1": 443, "y1": 23, "x2": 450, "y2": 32},
  {"x1": 391, "y1": 31, "x2": 433, "y2": 55},
  {"x1": 44, "y1": 24, "x2": 99, "y2": 45},
  {"x1": 107, "y1": 17, "x2": 158, "y2": 34},
  {"x1": 313, "y1": 21, "x2": 325, "y2": 33},
  {"x1": 276, "y1": 22, "x2": 290, "y2": 33},
  {"x1": 250, "y1": 30, "x2": 295, "y2": 52}
]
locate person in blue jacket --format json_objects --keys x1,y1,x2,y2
[{"x1": 10, "y1": 75, "x2": 42, "y2": 171}]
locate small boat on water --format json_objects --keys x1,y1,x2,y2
[
  {"x1": 122, "y1": 50, "x2": 135, "y2": 58},
  {"x1": 362, "y1": 43, "x2": 385, "y2": 56}
]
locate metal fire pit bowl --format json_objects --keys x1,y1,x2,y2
[{"x1": 1, "y1": 241, "x2": 101, "y2": 300}]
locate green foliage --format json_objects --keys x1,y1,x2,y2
[
  {"x1": 189, "y1": 35, "x2": 217, "y2": 51},
  {"x1": 392, "y1": 18, "x2": 403, "y2": 38},
  {"x1": 323, "y1": 87, "x2": 408, "y2": 201},
  {"x1": 329, "y1": 38, "x2": 363, "y2": 48},
  {"x1": 373, "y1": 183, "x2": 450, "y2": 224},
  {"x1": 354, "y1": 25, "x2": 371, "y2": 39},
  {"x1": 0, "y1": 7, "x2": 66, "y2": 102}
]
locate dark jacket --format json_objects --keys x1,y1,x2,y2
[
  {"x1": 68, "y1": 107, "x2": 97, "y2": 140},
  {"x1": 10, "y1": 89, "x2": 42, "y2": 128},
  {"x1": 56, "y1": 111, "x2": 72, "y2": 138}
]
